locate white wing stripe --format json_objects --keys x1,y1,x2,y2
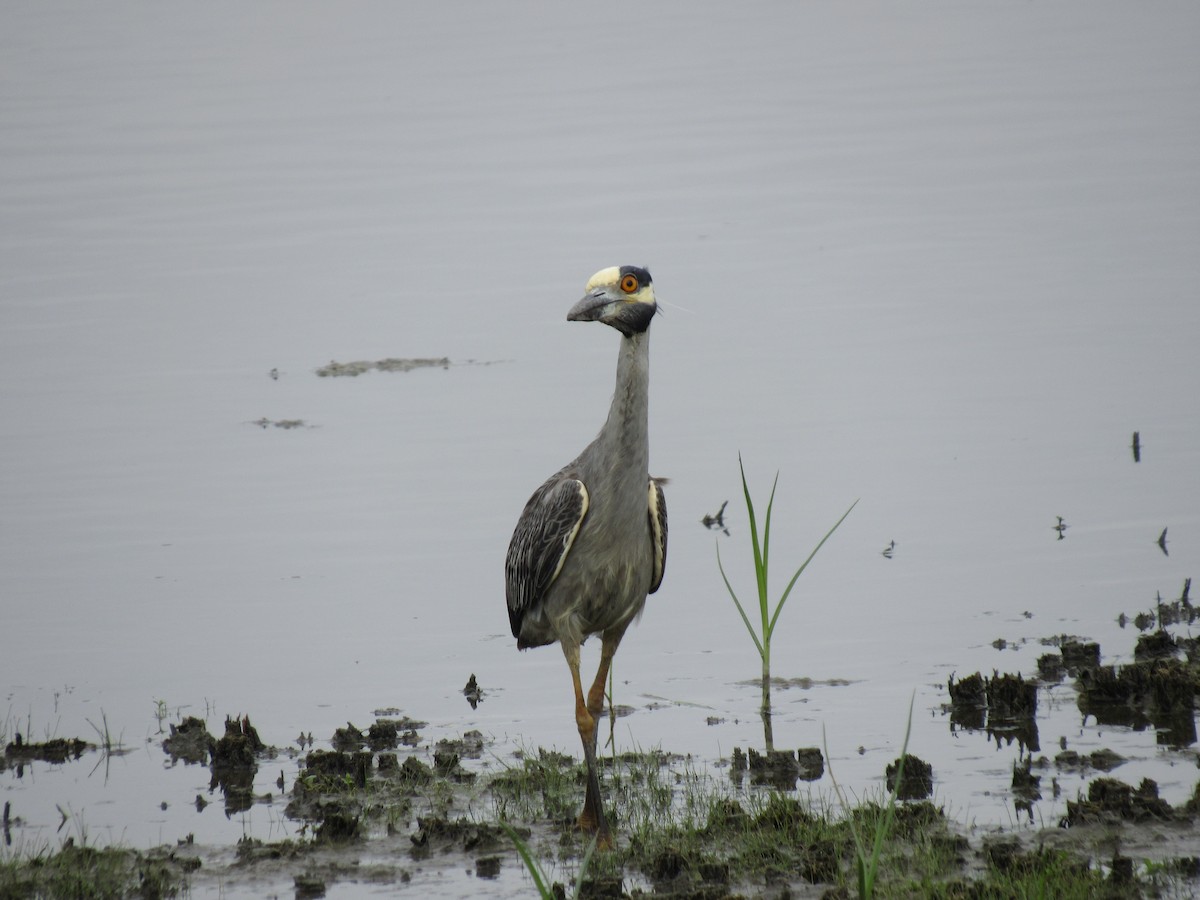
[{"x1": 548, "y1": 480, "x2": 589, "y2": 588}]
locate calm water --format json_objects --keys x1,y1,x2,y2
[{"x1": 3, "y1": 3, "x2": 1198, "y2": 896}]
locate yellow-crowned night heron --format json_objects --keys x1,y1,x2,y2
[{"x1": 505, "y1": 265, "x2": 668, "y2": 847}]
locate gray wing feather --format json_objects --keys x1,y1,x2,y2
[
  {"x1": 506, "y1": 474, "x2": 589, "y2": 638},
  {"x1": 648, "y1": 477, "x2": 668, "y2": 594}
]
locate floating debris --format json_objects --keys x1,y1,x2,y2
[
  {"x1": 1157, "y1": 527, "x2": 1169, "y2": 556},
  {"x1": 315, "y1": 357, "x2": 450, "y2": 377},
  {"x1": 1131, "y1": 430, "x2": 1141, "y2": 462},
  {"x1": 1053, "y1": 516, "x2": 1068, "y2": 540},
  {"x1": 881, "y1": 540, "x2": 896, "y2": 559},
  {"x1": 462, "y1": 674, "x2": 483, "y2": 709},
  {"x1": 251, "y1": 417, "x2": 307, "y2": 429},
  {"x1": 701, "y1": 500, "x2": 728, "y2": 535}
]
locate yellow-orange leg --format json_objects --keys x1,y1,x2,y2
[
  {"x1": 585, "y1": 629, "x2": 626, "y2": 745},
  {"x1": 563, "y1": 640, "x2": 612, "y2": 849}
]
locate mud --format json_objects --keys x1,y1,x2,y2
[
  {"x1": 5, "y1": 613, "x2": 1198, "y2": 897},
  {"x1": 5, "y1": 701, "x2": 1198, "y2": 899}
]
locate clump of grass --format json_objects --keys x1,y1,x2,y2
[
  {"x1": 716, "y1": 454, "x2": 857, "y2": 742},
  {"x1": 488, "y1": 747, "x2": 581, "y2": 824},
  {"x1": 0, "y1": 844, "x2": 196, "y2": 899}
]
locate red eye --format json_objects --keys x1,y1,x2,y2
[{"x1": 620, "y1": 274, "x2": 639, "y2": 294}]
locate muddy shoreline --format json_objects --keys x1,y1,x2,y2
[{"x1": 4, "y1": 617, "x2": 1198, "y2": 899}]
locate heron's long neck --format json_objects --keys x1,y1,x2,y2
[{"x1": 598, "y1": 330, "x2": 650, "y2": 477}]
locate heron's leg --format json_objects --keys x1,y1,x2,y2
[
  {"x1": 585, "y1": 627, "x2": 628, "y2": 745},
  {"x1": 563, "y1": 640, "x2": 612, "y2": 848}
]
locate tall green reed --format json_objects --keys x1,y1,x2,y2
[{"x1": 716, "y1": 454, "x2": 857, "y2": 744}]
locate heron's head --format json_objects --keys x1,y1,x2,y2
[{"x1": 566, "y1": 265, "x2": 656, "y2": 337}]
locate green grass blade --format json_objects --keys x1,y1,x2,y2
[
  {"x1": 767, "y1": 498, "x2": 859, "y2": 637},
  {"x1": 823, "y1": 692, "x2": 915, "y2": 900},
  {"x1": 761, "y1": 471, "x2": 779, "y2": 598},
  {"x1": 570, "y1": 837, "x2": 599, "y2": 900},
  {"x1": 868, "y1": 693, "x2": 914, "y2": 879},
  {"x1": 737, "y1": 455, "x2": 765, "y2": 596},
  {"x1": 822, "y1": 725, "x2": 870, "y2": 875},
  {"x1": 717, "y1": 541, "x2": 765, "y2": 659},
  {"x1": 501, "y1": 823, "x2": 554, "y2": 899}
]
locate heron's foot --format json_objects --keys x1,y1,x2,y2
[{"x1": 576, "y1": 810, "x2": 614, "y2": 850}]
